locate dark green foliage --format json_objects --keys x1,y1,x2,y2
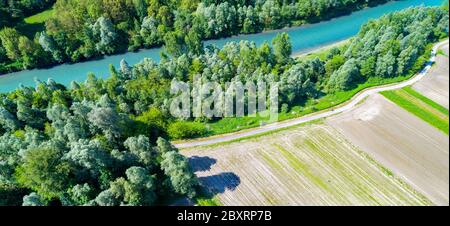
[
  {"x1": 15, "y1": 147, "x2": 72, "y2": 200},
  {"x1": 167, "y1": 121, "x2": 208, "y2": 140},
  {"x1": 272, "y1": 32, "x2": 292, "y2": 65},
  {"x1": 1, "y1": 0, "x2": 393, "y2": 74},
  {"x1": 0, "y1": 184, "x2": 29, "y2": 206},
  {"x1": 0, "y1": 0, "x2": 56, "y2": 72},
  {"x1": 0, "y1": 5, "x2": 447, "y2": 206},
  {"x1": 328, "y1": 58, "x2": 360, "y2": 91},
  {"x1": 0, "y1": 81, "x2": 198, "y2": 206},
  {"x1": 334, "y1": 6, "x2": 449, "y2": 91},
  {"x1": 0, "y1": 0, "x2": 55, "y2": 23}
]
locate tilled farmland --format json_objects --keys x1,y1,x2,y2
[
  {"x1": 413, "y1": 43, "x2": 449, "y2": 109},
  {"x1": 182, "y1": 123, "x2": 432, "y2": 206},
  {"x1": 328, "y1": 94, "x2": 449, "y2": 205}
]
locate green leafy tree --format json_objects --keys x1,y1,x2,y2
[
  {"x1": 15, "y1": 148, "x2": 72, "y2": 200},
  {"x1": 360, "y1": 56, "x2": 376, "y2": 78},
  {"x1": 87, "y1": 95, "x2": 122, "y2": 139},
  {"x1": 159, "y1": 141, "x2": 197, "y2": 198},
  {"x1": 140, "y1": 16, "x2": 160, "y2": 47},
  {"x1": 95, "y1": 189, "x2": 119, "y2": 206},
  {"x1": 122, "y1": 166, "x2": 156, "y2": 205},
  {"x1": 185, "y1": 30, "x2": 203, "y2": 55},
  {"x1": 397, "y1": 46, "x2": 418, "y2": 75},
  {"x1": 328, "y1": 58, "x2": 360, "y2": 91},
  {"x1": 39, "y1": 32, "x2": 63, "y2": 62},
  {"x1": 22, "y1": 192, "x2": 46, "y2": 206},
  {"x1": 68, "y1": 183, "x2": 94, "y2": 205},
  {"x1": 97, "y1": 166, "x2": 156, "y2": 206},
  {"x1": 325, "y1": 55, "x2": 345, "y2": 79},
  {"x1": 0, "y1": 28, "x2": 21, "y2": 61},
  {"x1": 0, "y1": 107, "x2": 20, "y2": 131},
  {"x1": 124, "y1": 135, "x2": 155, "y2": 166},
  {"x1": 376, "y1": 50, "x2": 396, "y2": 77},
  {"x1": 272, "y1": 32, "x2": 292, "y2": 64},
  {"x1": 163, "y1": 31, "x2": 186, "y2": 57},
  {"x1": 66, "y1": 139, "x2": 112, "y2": 177},
  {"x1": 91, "y1": 16, "x2": 118, "y2": 54}
]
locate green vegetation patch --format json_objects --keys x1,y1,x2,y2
[
  {"x1": 273, "y1": 144, "x2": 330, "y2": 192},
  {"x1": 381, "y1": 87, "x2": 449, "y2": 134},
  {"x1": 184, "y1": 119, "x2": 324, "y2": 150},
  {"x1": 196, "y1": 197, "x2": 222, "y2": 206},
  {"x1": 437, "y1": 49, "x2": 448, "y2": 57},
  {"x1": 16, "y1": 7, "x2": 55, "y2": 38},
  {"x1": 402, "y1": 86, "x2": 449, "y2": 116},
  {"x1": 205, "y1": 73, "x2": 426, "y2": 137},
  {"x1": 204, "y1": 40, "x2": 437, "y2": 137},
  {"x1": 194, "y1": 189, "x2": 222, "y2": 206},
  {"x1": 24, "y1": 8, "x2": 54, "y2": 24}
]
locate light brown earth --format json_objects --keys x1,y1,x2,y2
[
  {"x1": 182, "y1": 123, "x2": 432, "y2": 206},
  {"x1": 327, "y1": 94, "x2": 449, "y2": 206},
  {"x1": 412, "y1": 43, "x2": 449, "y2": 108}
]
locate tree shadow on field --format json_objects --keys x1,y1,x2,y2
[
  {"x1": 198, "y1": 172, "x2": 241, "y2": 195},
  {"x1": 187, "y1": 156, "x2": 240, "y2": 203},
  {"x1": 188, "y1": 156, "x2": 217, "y2": 172}
]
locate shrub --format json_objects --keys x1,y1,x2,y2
[{"x1": 167, "y1": 121, "x2": 208, "y2": 140}]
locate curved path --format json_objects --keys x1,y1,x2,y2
[{"x1": 175, "y1": 40, "x2": 449, "y2": 149}]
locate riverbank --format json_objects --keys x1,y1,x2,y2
[
  {"x1": 292, "y1": 39, "x2": 351, "y2": 58},
  {"x1": 0, "y1": 0, "x2": 393, "y2": 77},
  {"x1": 0, "y1": 0, "x2": 443, "y2": 93}
]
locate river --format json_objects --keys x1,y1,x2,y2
[{"x1": 0, "y1": 0, "x2": 443, "y2": 92}]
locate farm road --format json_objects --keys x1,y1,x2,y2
[{"x1": 175, "y1": 40, "x2": 449, "y2": 149}]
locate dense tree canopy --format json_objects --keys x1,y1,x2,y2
[
  {"x1": 0, "y1": 6, "x2": 448, "y2": 206},
  {"x1": 0, "y1": 0, "x2": 55, "y2": 23},
  {"x1": 0, "y1": 89, "x2": 198, "y2": 205},
  {"x1": 1, "y1": 0, "x2": 393, "y2": 73}
]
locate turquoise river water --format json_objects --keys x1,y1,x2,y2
[{"x1": 0, "y1": 0, "x2": 444, "y2": 92}]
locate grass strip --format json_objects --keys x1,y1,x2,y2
[
  {"x1": 381, "y1": 87, "x2": 449, "y2": 134},
  {"x1": 24, "y1": 8, "x2": 54, "y2": 24},
  {"x1": 402, "y1": 86, "x2": 449, "y2": 116}
]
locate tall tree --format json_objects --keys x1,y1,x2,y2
[
  {"x1": 15, "y1": 148, "x2": 72, "y2": 200},
  {"x1": 0, "y1": 28, "x2": 21, "y2": 61},
  {"x1": 272, "y1": 32, "x2": 292, "y2": 64}
]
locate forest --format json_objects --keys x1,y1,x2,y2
[
  {"x1": 0, "y1": 5, "x2": 448, "y2": 206},
  {"x1": 0, "y1": 0, "x2": 392, "y2": 74},
  {"x1": 0, "y1": 0, "x2": 55, "y2": 23}
]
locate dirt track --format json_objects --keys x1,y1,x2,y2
[
  {"x1": 412, "y1": 43, "x2": 449, "y2": 108},
  {"x1": 179, "y1": 40, "x2": 449, "y2": 206},
  {"x1": 175, "y1": 40, "x2": 449, "y2": 149}
]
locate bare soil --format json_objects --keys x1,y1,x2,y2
[
  {"x1": 328, "y1": 94, "x2": 449, "y2": 205},
  {"x1": 183, "y1": 123, "x2": 432, "y2": 206},
  {"x1": 412, "y1": 43, "x2": 449, "y2": 109}
]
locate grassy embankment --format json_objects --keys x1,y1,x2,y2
[
  {"x1": 437, "y1": 49, "x2": 449, "y2": 57},
  {"x1": 202, "y1": 41, "x2": 438, "y2": 136},
  {"x1": 195, "y1": 196, "x2": 222, "y2": 206},
  {"x1": 381, "y1": 86, "x2": 449, "y2": 134},
  {"x1": 193, "y1": 187, "x2": 223, "y2": 206},
  {"x1": 23, "y1": 8, "x2": 54, "y2": 24}
]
